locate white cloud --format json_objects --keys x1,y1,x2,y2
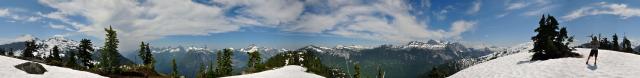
[
  {"x1": 15, "y1": 34, "x2": 35, "y2": 41},
  {"x1": 506, "y1": 2, "x2": 527, "y2": 10},
  {"x1": 467, "y1": 0, "x2": 481, "y2": 14},
  {"x1": 562, "y1": 3, "x2": 640, "y2": 21},
  {"x1": 0, "y1": 8, "x2": 9, "y2": 16},
  {"x1": 38, "y1": 0, "x2": 478, "y2": 51}
]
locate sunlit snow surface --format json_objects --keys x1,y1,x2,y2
[
  {"x1": 450, "y1": 48, "x2": 640, "y2": 78},
  {"x1": 222, "y1": 65, "x2": 324, "y2": 78},
  {"x1": 0, "y1": 56, "x2": 106, "y2": 78}
]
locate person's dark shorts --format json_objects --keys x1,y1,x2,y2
[{"x1": 589, "y1": 49, "x2": 598, "y2": 57}]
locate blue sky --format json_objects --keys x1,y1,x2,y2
[{"x1": 1, "y1": 0, "x2": 639, "y2": 52}]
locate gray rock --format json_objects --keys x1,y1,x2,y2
[{"x1": 14, "y1": 62, "x2": 47, "y2": 74}]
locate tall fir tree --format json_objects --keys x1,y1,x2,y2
[
  {"x1": 77, "y1": 39, "x2": 95, "y2": 68},
  {"x1": 377, "y1": 66, "x2": 384, "y2": 78},
  {"x1": 245, "y1": 51, "x2": 262, "y2": 73},
  {"x1": 22, "y1": 40, "x2": 36, "y2": 58},
  {"x1": 216, "y1": 48, "x2": 234, "y2": 76},
  {"x1": 65, "y1": 51, "x2": 79, "y2": 69},
  {"x1": 612, "y1": 34, "x2": 620, "y2": 51},
  {"x1": 0, "y1": 48, "x2": 5, "y2": 56},
  {"x1": 51, "y1": 46, "x2": 61, "y2": 61},
  {"x1": 353, "y1": 64, "x2": 361, "y2": 78},
  {"x1": 171, "y1": 58, "x2": 180, "y2": 78},
  {"x1": 100, "y1": 26, "x2": 122, "y2": 73},
  {"x1": 138, "y1": 41, "x2": 155, "y2": 69},
  {"x1": 530, "y1": 14, "x2": 578, "y2": 60},
  {"x1": 8, "y1": 48, "x2": 14, "y2": 57},
  {"x1": 622, "y1": 36, "x2": 634, "y2": 53}
]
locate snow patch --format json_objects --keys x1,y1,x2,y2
[
  {"x1": 222, "y1": 65, "x2": 324, "y2": 78},
  {"x1": 450, "y1": 48, "x2": 640, "y2": 78},
  {"x1": 0, "y1": 56, "x2": 106, "y2": 78}
]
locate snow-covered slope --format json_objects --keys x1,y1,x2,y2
[
  {"x1": 0, "y1": 56, "x2": 106, "y2": 78},
  {"x1": 222, "y1": 65, "x2": 324, "y2": 78},
  {"x1": 449, "y1": 48, "x2": 640, "y2": 78}
]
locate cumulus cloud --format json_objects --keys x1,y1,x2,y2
[
  {"x1": 563, "y1": 2, "x2": 640, "y2": 21},
  {"x1": 38, "y1": 0, "x2": 477, "y2": 51}
]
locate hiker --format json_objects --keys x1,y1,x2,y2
[{"x1": 586, "y1": 36, "x2": 599, "y2": 65}]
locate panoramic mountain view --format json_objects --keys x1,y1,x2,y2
[{"x1": 1, "y1": 0, "x2": 640, "y2": 78}]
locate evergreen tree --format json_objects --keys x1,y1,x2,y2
[
  {"x1": 196, "y1": 63, "x2": 206, "y2": 78},
  {"x1": 100, "y1": 26, "x2": 122, "y2": 73},
  {"x1": 8, "y1": 48, "x2": 14, "y2": 57},
  {"x1": 245, "y1": 51, "x2": 262, "y2": 73},
  {"x1": 612, "y1": 34, "x2": 620, "y2": 51},
  {"x1": 377, "y1": 66, "x2": 384, "y2": 78},
  {"x1": 428, "y1": 67, "x2": 446, "y2": 78},
  {"x1": 353, "y1": 64, "x2": 361, "y2": 78},
  {"x1": 137, "y1": 41, "x2": 155, "y2": 69},
  {"x1": 216, "y1": 48, "x2": 233, "y2": 76},
  {"x1": 530, "y1": 15, "x2": 578, "y2": 60},
  {"x1": 0, "y1": 48, "x2": 5, "y2": 56},
  {"x1": 51, "y1": 46, "x2": 61, "y2": 61},
  {"x1": 622, "y1": 37, "x2": 634, "y2": 53},
  {"x1": 171, "y1": 58, "x2": 180, "y2": 78},
  {"x1": 22, "y1": 40, "x2": 36, "y2": 58},
  {"x1": 65, "y1": 51, "x2": 79, "y2": 69},
  {"x1": 77, "y1": 39, "x2": 95, "y2": 68}
]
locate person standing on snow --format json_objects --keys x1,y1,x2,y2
[{"x1": 586, "y1": 36, "x2": 599, "y2": 65}]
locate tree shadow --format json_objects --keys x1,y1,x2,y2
[{"x1": 587, "y1": 63, "x2": 598, "y2": 70}]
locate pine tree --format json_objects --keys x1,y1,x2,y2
[
  {"x1": 0, "y1": 48, "x2": 5, "y2": 56},
  {"x1": 100, "y1": 26, "x2": 122, "y2": 73},
  {"x1": 622, "y1": 37, "x2": 634, "y2": 53},
  {"x1": 353, "y1": 64, "x2": 361, "y2": 78},
  {"x1": 171, "y1": 58, "x2": 180, "y2": 78},
  {"x1": 138, "y1": 41, "x2": 155, "y2": 69},
  {"x1": 8, "y1": 48, "x2": 14, "y2": 57},
  {"x1": 65, "y1": 51, "x2": 79, "y2": 69},
  {"x1": 612, "y1": 34, "x2": 620, "y2": 51},
  {"x1": 216, "y1": 48, "x2": 233, "y2": 76},
  {"x1": 530, "y1": 15, "x2": 577, "y2": 60},
  {"x1": 77, "y1": 39, "x2": 95, "y2": 68},
  {"x1": 377, "y1": 66, "x2": 384, "y2": 78},
  {"x1": 22, "y1": 40, "x2": 36, "y2": 58},
  {"x1": 196, "y1": 63, "x2": 206, "y2": 78},
  {"x1": 245, "y1": 51, "x2": 262, "y2": 73},
  {"x1": 51, "y1": 46, "x2": 61, "y2": 61}
]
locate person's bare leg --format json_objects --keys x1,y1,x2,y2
[{"x1": 586, "y1": 56, "x2": 591, "y2": 64}]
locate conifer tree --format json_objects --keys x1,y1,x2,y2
[
  {"x1": 51, "y1": 46, "x2": 61, "y2": 61},
  {"x1": 0, "y1": 48, "x2": 5, "y2": 56},
  {"x1": 216, "y1": 48, "x2": 233, "y2": 76},
  {"x1": 138, "y1": 41, "x2": 155, "y2": 69},
  {"x1": 77, "y1": 39, "x2": 95, "y2": 68},
  {"x1": 196, "y1": 63, "x2": 206, "y2": 78},
  {"x1": 171, "y1": 58, "x2": 180, "y2": 78},
  {"x1": 612, "y1": 34, "x2": 620, "y2": 51},
  {"x1": 22, "y1": 40, "x2": 36, "y2": 58},
  {"x1": 245, "y1": 51, "x2": 262, "y2": 73},
  {"x1": 65, "y1": 51, "x2": 79, "y2": 69},
  {"x1": 100, "y1": 26, "x2": 122, "y2": 73},
  {"x1": 530, "y1": 15, "x2": 577, "y2": 60},
  {"x1": 353, "y1": 64, "x2": 361, "y2": 78},
  {"x1": 622, "y1": 37, "x2": 634, "y2": 53},
  {"x1": 8, "y1": 48, "x2": 14, "y2": 57},
  {"x1": 377, "y1": 66, "x2": 384, "y2": 78}
]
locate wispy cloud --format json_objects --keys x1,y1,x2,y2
[
  {"x1": 38, "y1": 0, "x2": 477, "y2": 51},
  {"x1": 563, "y1": 2, "x2": 640, "y2": 21},
  {"x1": 467, "y1": 0, "x2": 482, "y2": 14}
]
